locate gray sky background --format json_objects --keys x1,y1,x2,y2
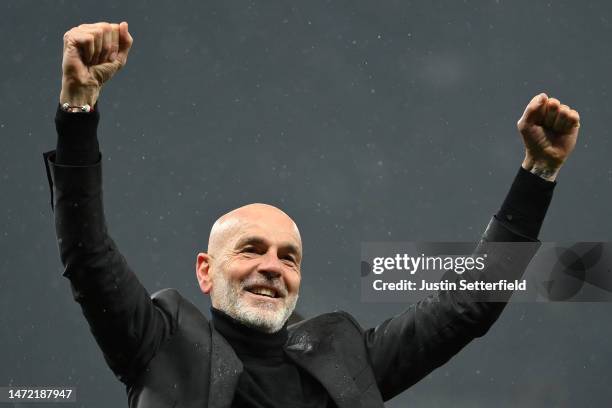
[{"x1": 1, "y1": 1, "x2": 611, "y2": 407}]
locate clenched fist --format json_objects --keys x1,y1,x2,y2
[
  {"x1": 517, "y1": 93, "x2": 581, "y2": 181},
  {"x1": 60, "y1": 21, "x2": 133, "y2": 107}
]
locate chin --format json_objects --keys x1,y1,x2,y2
[
  {"x1": 212, "y1": 283, "x2": 298, "y2": 333},
  {"x1": 239, "y1": 304, "x2": 288, "y2": 333}
]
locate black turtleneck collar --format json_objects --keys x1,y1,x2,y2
[{"x1": 210, "y1": 307, "x2": 289, "y2": 362}]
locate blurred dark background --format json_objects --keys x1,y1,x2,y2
[{"x1": 1, "y1": 1, "x2": 610, "y2": 406}]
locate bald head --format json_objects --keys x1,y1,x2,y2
[{"x1": 207, "y1": 203, "x2": 302, "y2": 258}]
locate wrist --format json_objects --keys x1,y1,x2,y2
[
  {"x1": 60, "y1": 79, "x2": 100, "y2": 107},
  {"x1": 521, "y1": 155, "x2": 561, "y2": 182}
]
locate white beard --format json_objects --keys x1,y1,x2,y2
[{"x1": 211, "y1": 273, "x2": 298, "y2": 333}]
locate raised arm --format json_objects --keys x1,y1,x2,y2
[
  {"x1": 44, "y1": 22, "x2": 171, "y2": 385},
  {"x1": 364, "y1": 94, "x2": 581, "y2": 401}
]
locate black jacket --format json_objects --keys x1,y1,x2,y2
[{"x1": 43, "y1": 149, "x2": 540, "y2": 408}]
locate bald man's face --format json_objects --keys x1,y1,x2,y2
[{"x1": 196, "y1": 205, "x2": 302, "y2": 333}]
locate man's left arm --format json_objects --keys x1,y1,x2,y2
[{"x1": 363, "y1": 93, "x2": 581, "y2": 401}]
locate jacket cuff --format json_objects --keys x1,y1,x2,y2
[
  {"x1": 42, "y1": 150, "x2": 103, "y2": 212},
  {"x1": 55, "y1": 103, "x2": 101, "y2": 165},
  {"x1": 496, "y1": 166, "x2": 556, "y2": 240}
]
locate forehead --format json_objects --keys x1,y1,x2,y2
[
  {"x1": 212, "y1": 210, "x2": 302, "y2": 254},
  {"x1": 231, "y1": 218, "x2": 301, "y2": 249}
]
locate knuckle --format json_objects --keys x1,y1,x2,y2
[{"x1": 89, "y1": 28, "x2": 100, "y2": 39}]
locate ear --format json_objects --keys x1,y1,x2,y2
[{"x1": 196, "y1": 252, "x2": 213, "y2": 294}]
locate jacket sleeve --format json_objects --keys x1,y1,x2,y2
[
  {"x1": 363, "y1": 216, "x2": 541, "y2": 401},
  {"x1": 43, "y1": 150, "x2": 172, "y2": 385}
]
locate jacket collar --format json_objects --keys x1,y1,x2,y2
[
  {"x1": 284, "y1": 329, "x2": 363, "y2": 408},
  {"x1": 207, "y1": 327, "x2": 243, "y2": 408}
]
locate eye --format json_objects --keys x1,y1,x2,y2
[
  {"x1": 282, "y1": 254, "x2": 297, "y2": 263},
  {"x1": 242, "y1": 246, "x2": 257, "y2": 254}
]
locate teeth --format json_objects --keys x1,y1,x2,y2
[{"x1": 250, "y1": 287, "x2": 276, "y2": 298}]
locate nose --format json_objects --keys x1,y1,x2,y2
[{"x1": 257, "y1": 251, "x2": 284, "y2": 280}]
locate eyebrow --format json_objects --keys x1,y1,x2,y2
[{"x1": 235, "y1": 236, "x2": 301, "y2": 258}]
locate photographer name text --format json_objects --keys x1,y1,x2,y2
[{"x1": 373, "y1": 279, "x2": 527, "y2": 291}]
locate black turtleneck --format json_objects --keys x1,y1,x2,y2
[{"x1": 211, "y1": 307, "x2": 335, "y2": 408}]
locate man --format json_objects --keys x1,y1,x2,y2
[{"x1": 43, "y1": 22, "x2": 580, "y2": 407}]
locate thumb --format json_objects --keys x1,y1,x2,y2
[{"x1": 92, "y1": 60, "x2": 123, "y2": 84}]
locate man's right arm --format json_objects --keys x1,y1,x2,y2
[
  {"x1": 361, "y1": 176, "x2": 546, "y2": 401},
  {"x1": 45, "y1": 22, "x2": 171, "y2": 385}
]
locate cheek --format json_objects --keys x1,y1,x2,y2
[
  {"x1": 286, "y1": 272, "x2": 301, "y2": 294},
  {"x1": 220, "y1": 258, "x2": 253, "y2": 282}
]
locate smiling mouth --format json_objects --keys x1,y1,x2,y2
[{"x1": 245, "y1": 286, "x2": 281, "y2": 299}]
